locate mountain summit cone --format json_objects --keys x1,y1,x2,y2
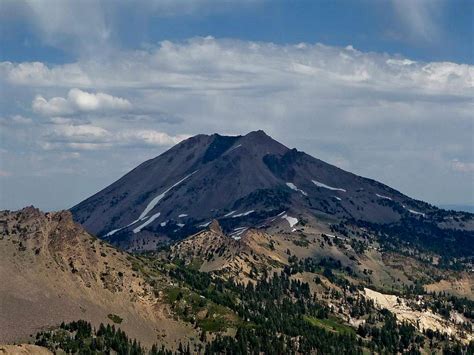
[{"x1": 72, "y1": 130, "x2": 435, "y2": 250}]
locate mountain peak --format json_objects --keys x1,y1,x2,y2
[
  {"x1": 242, "y1": 129, "x2": 275, "y2": 143},
  {"x1": 236, "y1": 130, "x2": 288, "y2": 157},
  {"x1": 71, "y1": 128, "x2": 439, "y2": 250},
  {"x1": 245, "y1": 129, "x2": 269, "y2": 137},
  {"x1": 209, "y1": 219, "x2": 223, "y2": 234}
]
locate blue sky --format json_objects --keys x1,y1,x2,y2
[
  {"x1": 2, "y1": 0, "x2": 472, "y2": 64},
  {"x1": 0, "y1": 0, "x2": 473, "y2": 210}
]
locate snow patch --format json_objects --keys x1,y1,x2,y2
[
  {"x1": 230, "y1": 227, "x2": 248, "y2": 240},
  {"x1": 281, "y1": 214, "x2": 298, "y2": 228},
  {"x1": 105, "y1": 228, "x2": 121, "y2": 237},
  {"x1": 133, "y1": 212, "x2": 161, "y2": 233},
  {"x1": 105, "y1": 216, "x2": 148, "y2": 237},
  {"x1": 408, "y1": 209, "x2": 425, "y2": 217},
  {"x1": 227, "y1": 144, "x2": 242, "y2": 153},
  {"x1": 138, "y1": 170, "x2": 198, "y2": 220},
  {"x1": 103, "y1": 171, "x2": 198, "y2": 237},
  {"x1": 312, "y1": 180, "x2": 346, "y2": 192},
  {"x1": 198, "y1": 221, "x2": 211, "y2": 228},
  {"x1": 286, "y1": 182, "x2": 308, "y2": 196},
  {"x1": 104, "y1": 216, "x2": 148, "y2": 237},
  {"x1": 265, "y1": 210, "x2": 286, "y2": 224},
  {"x1": 375, "y1": 193, "x2": 392, "y2": 200},
  {"x1": 232, "y1": 210, "x2": 255, "y2": 218},
  {"x1": 160, "y1": 221, "x2": 168, "y2": 227},
  {"x1": 177, "y1": 223, "x2": 185, "y2": 228},
  {"x1": 223, "y1": 210, "x2": 236, "y2": 217},
  {"x1": 333, "y1": 196, "x2": 342, "y2": 201},
  {"x1": 178, "y1": 214, "x2": 188, "y2": 218}
]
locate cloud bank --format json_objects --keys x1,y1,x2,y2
[{"x1": 0, "y1": 37, "x2": 472, "y2": 209}]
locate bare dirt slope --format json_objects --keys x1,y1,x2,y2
[
  {"x1": 0, "y1": 207, "x2": 198, "y2": 348},
  {"x1": 425, "y1": 275, "x2": 474, "y2": 300},
  {"x1": 364, "y1": 288, "x2": 473, "y2": 343},
  {"x1": 0, "y1": 345, "x2": 52, "y2": 355}
]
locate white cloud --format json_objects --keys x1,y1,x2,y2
[
  {"x1": 119, "y1": 130, "x2": 190, "y2": 147},
  {"x1": 50, "y1": 124, "x2": 110, "y2": 141},
  {"x1": 33, "y1": 95, "x2": 73, "y2": 116},
  {"x1": 451, "y1": 159, "x2": 474, "y2": 173},
  {"x1": 5, "y1": 38, "x2": 472, "y2": 97},
  {"x1": 68, "y1": 89, "x2": 131, "y2": 112},
  {"x1": 0, "y1": 115, "x2": 33, "y2": 125},
  {"x1": 1, "y1": 61, "x2": 91, "y2": 87},
  {"x1": 42, "y1": 123, "x2": 188, "y2": 151},
  {"x1": 32, "y1": 89, "x2": 132, "y2": 116},
  {"x1": 11, "y1": 115, "x2": 33, "y2": 124}
]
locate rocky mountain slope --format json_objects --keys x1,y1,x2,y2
[
  {"x1": 0, "y1": 207, "x2": 199, "y2": 348},
  {"x1": 72, "y1": 130, "x2": 450, "y2": 251},
  {"x1": 169, "y1": 220, "x2": 286, "y2": 281},
  {"x1": 168, "y1": 221, "x2": 474, "y2": 345}
]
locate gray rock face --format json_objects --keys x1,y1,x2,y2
[{"x1": 71, "y1": 130, "x2": 433, "y2": 246}]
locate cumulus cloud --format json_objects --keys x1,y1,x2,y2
[
  {"x1": 32, "y1": 89, "x2": 132, "y2": 116},
  {"x1": 33, "y1": 95, "x2": 74, "y2": 116}
]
